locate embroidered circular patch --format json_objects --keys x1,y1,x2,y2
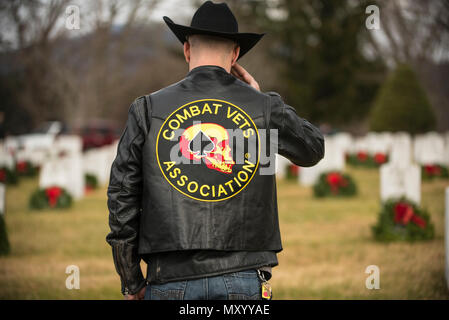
[{"x1": 156, "y1": 99, "x2": 260, "y2": 202}]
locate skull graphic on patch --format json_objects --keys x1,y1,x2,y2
[
  {"x1": 156, "y1": 99, "x2": 260, "y2": 202},
  {"x1": 180, "y1": 123, "x2": 234, "y2": 174}
]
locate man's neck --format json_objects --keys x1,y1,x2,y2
[{"x1": 189, "y1": 60, "x2": 231, "y2": 73}]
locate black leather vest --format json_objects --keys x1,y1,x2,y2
[{"x1": 137, "y1": 66, "x2": 282, "y2": 254}]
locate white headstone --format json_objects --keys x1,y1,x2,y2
[
  {"x1": 380, "y1": 163, "x2": 421, "y2": 204},
  {"x1": 54, "y1": 135, "x2": 82, "y2": 156},
  {"x1": 106, "y1": 141, "x2": 119, "y2": 184},
  {"x1": 39, "y1": 158, "x2": 68, "y2": 190},
  {"x1": 445, "y1": 187, "x2": 449, "y2": 290},
  {"x1": 65, "y1": 154, "x2": 85, "y2": 199},
  {"x1": 366, "y1": 132, "x2": 393, "y2": 155},
  {"x1": 0, "y1": 148, "x2": 15, "y2": 170},
  {"x1": 389, "y1": 132, "x2": 412, "y2": 168},
  {"x1": 10, "y1": 137, "x2": 52, "y2": 167},
  {"x1": 299, "y1": 135, "x2": 345, "y2": 186},
  {"x1": 83, "y1": 145, "x2": 116, "y2": 186},
  {"x1": 275, "y1": 154, "x2": 292, "y2": 179},
  {"x1": 332, "y1": 132, "x2": 353, "y2": 155},
  {"x1": 3, "y1": 137, "x2": 19, "y2": 154},
  {"x1": 27, "y1": 149, "x2": 50, "y2": 167},
  {"x1": 19, "y1": 134, "x2": 54, "y2": 151},
  {"x1": 39, "y1": 154, "x2": 85, "y2": 200},
  {"x1": 414, "y1": 132, "x2": 445, "y2": 165},
  {"x1": 351, "y1": 136, "x2": 370, "y2": 155},
  {"x1": 443, "y1": 132, "x2": 449, "y2": 166}
]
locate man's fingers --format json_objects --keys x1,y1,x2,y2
[
  {"x1": 232, "y1": 63, "x2": 247, "y2": 78},
  {"x1": 231, "y1": 66, "x2": 245, "y2": 81},
  {"x1": 231, "y1": 63, "x2": 260, "y2": 91},
  {"x1": 230, "y1": 68, "x2": 242, "y2": 80},
  {"x1": 234, "y1": 63, "x2": 255, "y2": 83}
]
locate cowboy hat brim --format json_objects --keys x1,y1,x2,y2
[{"x1": 163, "y1": 16, "x2": 264, "y2": 60}]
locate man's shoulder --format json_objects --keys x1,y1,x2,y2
[
  {"x1": 132, "y1": 79, "x2": 284, "y2": 109},
  {"x1": 148, "y1": 79, "x2": 186, "y2": 98},
  {"x1": 264, "y1": 91, "x2": 282, "y2": 98},
  {"x1": 129, "y1": 79, "x2": 186, "y2": 112},
  {"x1": 233, "y1": 80, "x2": 283, "y2": 102}
]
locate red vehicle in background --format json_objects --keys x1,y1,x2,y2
[{"x1": 75, "y1": 120, "x2": 121, "y2": 151}]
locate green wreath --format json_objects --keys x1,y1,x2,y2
[
  {"x1": 16, "y1": 161, "x2": 38, "y2": 177},
  {"x1": 285, "y1": 164, "x2": 300, "y2": 180},
  {"x1": 313, "y1": 171, "x2": 357, "y2": 197},
  {"x1": 29, "y1": 186, "x2": 73, "y2": 210},
  {"x1": 347, "y1": 152, "x2": 388, "y2": 168},
  {"x1": 421, "y1": 164, "x2": 449, "y2": 181},
  {"x1": 0, "y1": 167, "x2": 18, "y2": 185},
  {"x1": 372, "y1": 198, "x2": 434, "y2": 242},
  {"x1": 85, "y1": 173, "x2": 99, "y2": 191}
]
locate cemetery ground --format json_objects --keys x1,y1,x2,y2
[{"x1": 0, "y1": 167, "x2": 448, "y2": 299}]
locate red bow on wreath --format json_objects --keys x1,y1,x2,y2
[
  {"x1": 289, "y1": 165, "x2": 299, "y2": 176},
  {"x1": 0, "y1": 169, "x2": 5, "y2": 182},
  {"x1": 326, "y1": 172, "x2": 348, "y2": 194},
  {"x1": 357, "y1": 151, "x2": 368, "y2": 162},
  {"x1": 46, "y1": 186, "x2": 62, "y2": 208},
  {"x1": 16, "y1": 161, "x2": 27, "y2": 173},
  {"x1": 393, "y1": 202, "x2": 426, "y2": 229},
  {"x1": 424, "y1": 164, "x2": 441, "y2": 177},
  {"x1": 374, "y1": 153, "x2": 387, "y2": 164}
]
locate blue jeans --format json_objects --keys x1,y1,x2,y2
[{"x1": 144, "y1": 269, "x2": 262, "y2": 300}]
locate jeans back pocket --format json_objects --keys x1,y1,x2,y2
[
  {"x1": 146, "y1": 280, "x2": 187, "y2": 300},
  {"x1": 223, "y1": 270, "x2": 261, "y2": 300}
]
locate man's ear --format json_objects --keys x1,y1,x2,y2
[
  {"x1": 184, "y1": 41, "x2": 191, "y2": 63},
  {"x1": 231, "y1": 45, "x2": 240, "y2": 66}
]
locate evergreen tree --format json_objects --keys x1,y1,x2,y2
[
  {"x1": 370, "y1": 64, "x2": 435, "y2": 133},
  {"x1": 282, "y1": 1, "x2": 386, "y2": 125},
  {"x1": 229, "y1": 0, "x2": 385, "y2": 126}
]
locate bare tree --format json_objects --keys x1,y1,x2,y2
[
  {"x1": 364, "y1": 0, "x2": 449, "y2": 131},
  {"x1": 0, "y1": 0, "x2": 71, "y2": 126},
  {"x1": 366, "y1": 0, "x2": 449, "y2": 65},
  {"x1": 0, "y1": 0, "x2": 168, "y2": 129}
]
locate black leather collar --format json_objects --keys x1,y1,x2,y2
[
  {"x1": 187, "y1": 65, "x2": 229, "y2": 76},
  {"x1": 186, "y1": 65, "x2": 235, "y2": 86}
]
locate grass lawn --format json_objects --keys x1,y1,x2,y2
[{"x1": 0, "y1": 167, "x2": 448, "y2": 299}]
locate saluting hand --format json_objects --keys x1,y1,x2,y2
[{"x1": 231, "y1": 63, "x2": 260, "y2": 91}]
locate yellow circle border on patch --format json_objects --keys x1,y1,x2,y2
[{"x1": 156, "y1": 98, "x2": 261, "y2": 202}]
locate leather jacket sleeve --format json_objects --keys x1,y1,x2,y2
[
  {"x1": 268, "y1": 92, "x2": 325, "y2": 167},
  {"x1": 106, "y1": 98, "x2": 147, "y2": 295}
]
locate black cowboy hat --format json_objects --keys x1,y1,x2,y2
[{"x1": 163, "y1": 1, "x2": 264, "y2": 60}]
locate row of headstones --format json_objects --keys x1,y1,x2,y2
[
  {"x1": 276, "y1": 131, "x2": 449, "y2": 204},
  {"x1": 276, "y1": 133, "x2": 449, "y2": 289},
  {"x1": 0, "y1": 135, "x2": 118, "y2": 200}
]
